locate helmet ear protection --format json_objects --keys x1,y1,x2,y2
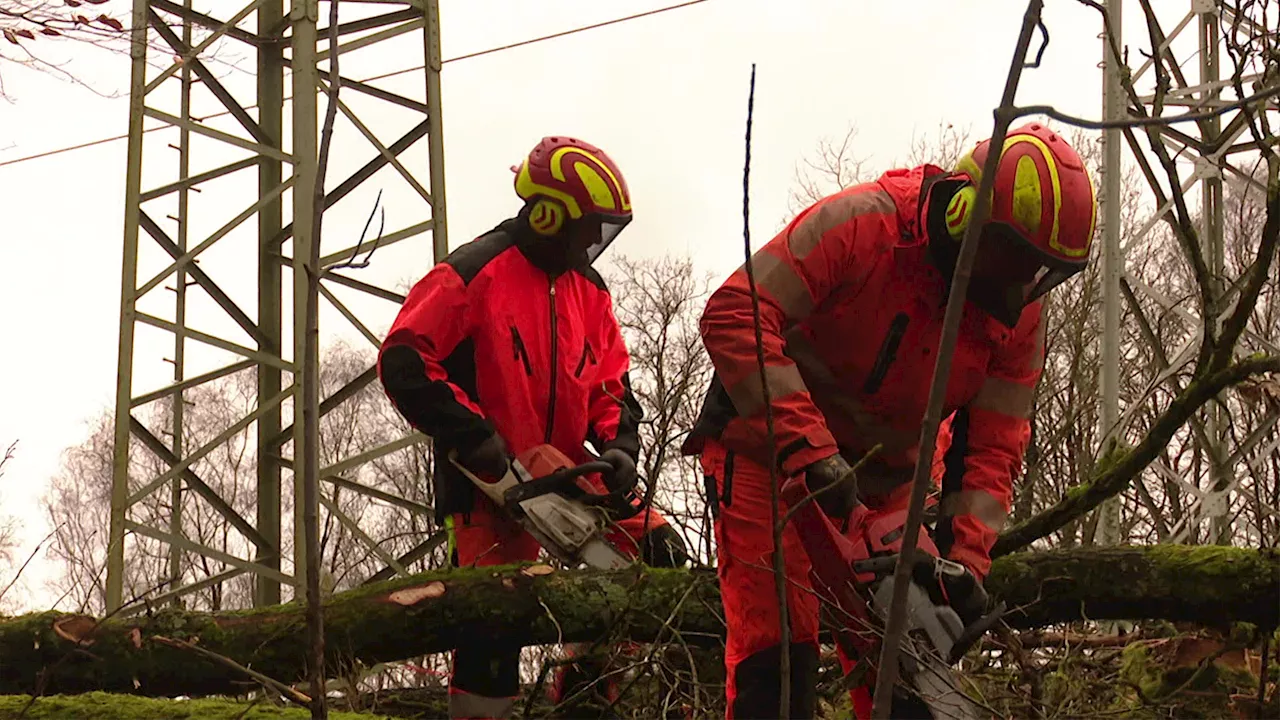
[
  {"x1": 527, "y1": 197, "x2": 567, "y2": 236},
  {"x1": 944, "y1": 183, "x2": 978, "y2": 240}
]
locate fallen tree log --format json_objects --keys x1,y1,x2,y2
[
  {"x1": 0, "y1": 692, "x2": 396, "y2": 720},
  {"x1": 0, "y1": 545, "x2": 1274, "y2": 697}
]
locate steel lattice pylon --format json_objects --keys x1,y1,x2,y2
[
  {"x1": 109, "y1": 0, "x2": 447, "y2": 612},
  {"x1": 1095, "y1": 0, "x2": 1280, "y2": 547}
]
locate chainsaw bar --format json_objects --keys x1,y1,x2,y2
[
  {"x1": 579, "y1": 536, "x2": 633, "y2": 570},
  {"x1": 868, "y1": 578, "x2": 983, "y2": 720}
]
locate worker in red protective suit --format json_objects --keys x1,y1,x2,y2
[
  {"x1": 681, "y1": 123, "x2": 1097, "y2": 719},
  {"x1": 379, "y1": 136, "x2": 689, "y2": 720}
]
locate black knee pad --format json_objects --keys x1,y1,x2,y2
[
  {"x1": 731, "y1": 642, "x2": 819, "y2": 719},
  {"x1": 452, "y1": 645, "x2": 521, "y2": 699},
  {"x1": 640, "y1": 525, "x2": 690, "y2": 568}
]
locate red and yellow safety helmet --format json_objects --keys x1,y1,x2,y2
[
  {"x1": 945, "y1": 122, "x2": 1097, "y2": 306},
  {"x1": 512, "y1": 136, "x2": 633, "y2": 253}
]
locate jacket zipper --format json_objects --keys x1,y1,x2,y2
[
  {"x1": 863, "y1": 312, "x2": 910, "y2": 395},
  {"x1": 545, "y1": 279, "x2": 558, "y2": 443}
]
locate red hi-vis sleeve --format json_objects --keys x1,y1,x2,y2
[
  {"x1": 378, "y1": 263, "x2": 492, "y2": 451},
  {"x1": 698, "y1": 184, "x2": 899, "y2": 475},
  {"x1": 589, "y1": 292, "x2": 643, "y2": 458},
  {"x1": 944, "y1": 302, "x2": 1047, "y2": 580}
]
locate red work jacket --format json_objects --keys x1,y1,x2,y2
[
  {"x1": 379, "y1": 219, "x2": 643, "y2": 522},
  {"x1": 684, "y1": 166, "x2": 1045, "y2": 578}
]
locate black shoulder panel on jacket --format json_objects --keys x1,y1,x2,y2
[
  {"x1": 444, "y1": 223, "x2": 516, "y2": 285},
  {"x1": 579, "y1": 265, "x2": 609, "y2": 293}
]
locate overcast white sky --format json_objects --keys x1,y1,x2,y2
[{"x1": 0, "y1": 0, "x2": 1195, "y2": 610}]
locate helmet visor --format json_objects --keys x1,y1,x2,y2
[
  {"x1": 585, "y1": 214, "x2": 632, "y2": 265},
  {"x1": 969, "y1": 222, "x2": 1087, "y2": 326},
  {"x1": 1025, "y1": 265, "x2": 1076, "y2": 303}
]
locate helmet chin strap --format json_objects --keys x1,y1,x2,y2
[{"x1": 922, "y1": 175, "x2": 1029, "y2": 329}]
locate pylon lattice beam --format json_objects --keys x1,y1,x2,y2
[
  {"x1": 1096, "y1": 0, "x2": 1280, "y2": 548},
  {"x1": 109, "y1": 0, "x2": 447, "y2": 612}
]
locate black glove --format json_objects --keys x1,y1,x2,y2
[
  {"x1": 640, "y1": 524, "x2": 690, "y2": 569},
  {"x1": 921, "y1": 558, "x2": 988, "y2": 625},
  {"x1": 803, "y1": 453, "x2": 858, "y2": 520},
  {"x1": 600, "y1": 448, "x2": 638, "y2": 493},
  {"x1": 458, "y1": 432, "x2": 510, "y2": 479}
]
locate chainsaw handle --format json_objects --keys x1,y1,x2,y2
[
  {"x1": 570, "y1": 461, "x2": 645, "y2": 521},
  {"x1": 503, "y1": 461, "x2": 614, "y2": 505},
  {"x1": 500, "y1": 458, "x2": 644, "y2": 520}
]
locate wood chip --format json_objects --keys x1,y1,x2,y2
[
  {"x1": 502, "y1": 578, "x2": 516, "y2": 589},
  {"x1": 52, "y1": 615, "x2": 98, "y2": 647},
  {"x1": 521, "y1": 564, "x2": 555, "y2": 577},
  {"x1": 387, "y1": 581, "x2": 446, "y2": 605}
]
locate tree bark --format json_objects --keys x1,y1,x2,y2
[
  {"x1": 0, "y1": 546, "x2": 1275, "y2": 698},
  {"x1": 0, "y1": 691, "x2": 392, "y2": 720}
]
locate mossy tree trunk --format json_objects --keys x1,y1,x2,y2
[{"x1": 0, "y1": 546, "x2": 1274, "y2": 698}]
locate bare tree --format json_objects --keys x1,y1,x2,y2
[
  {"x1": 0, "y1": 1, "x2": 128, "y2": 96},
  {"x1": 0, "y1": 440, "x2": 17, "y2": 556},
  {"x1": 608, "y1": 254, "x2": 716, "y2": 561},
  {"x1": 898, "y1": 120, "x2": 975, "y2": 170},
  {"x1": 788, "y1": 120, "x2": 976, "y2": 216},
  {"x1": 41, "y1": 341, "x2": 430, "y2": 615},
  {"x1": 787, "y1": 123, "x2": 872, "y2": 215}
]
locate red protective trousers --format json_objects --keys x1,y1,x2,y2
[
  {"x1": 446, "y1": 489, "x2": 666, "y2": 720},
  {"x1": 703, "y1": 439, "x2": 934, "y2": 720}
]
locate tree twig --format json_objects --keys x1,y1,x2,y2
[
  {"x1": 152, "y1": 635, "x2": 312, "y2": 706},
  {"x1": 301, "y1": 1, "x2": 342, "y2": 717},
  {"x1": 739, "y1": 61, "x2": 791, "y2": 718},
  {"x1": 0, "y1": 439, "x2": 15, "y2": 476},
  {"x1": 869, "y1": 1, "x2": 1046, "y2": 716},
  {"x1": 0, "y1": 525, "x2": 61, "y2": 607},
  {"x1": 1212, "y1": 146, "x2": 1280, "y2": 371},
  {"x1": 1010, "y1": 84, "x2": 1280, "y2": 131}
]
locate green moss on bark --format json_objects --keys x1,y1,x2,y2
[
  {"x1": 0, "y1": 564, "x2": 723, "y2": 697},
  {"x1": 0, "y1": 693, "x2": 392, "y2": 719},
  {"x1": 987, "y1": 545, "x2": 1279, "y2": 630},
  {"x1": 1119, "y1": 639, "x2": 1259, "y2": 719},
  {"x1": 0, "y1": 547, "x2": 1275, "y2": 698}
]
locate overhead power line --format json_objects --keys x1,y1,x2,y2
[{"x1": 0, "y1": 0, "x2": 711, "y2": 170}]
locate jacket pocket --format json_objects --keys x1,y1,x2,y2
[
  {"x1": 573, "y1": 339, "x2": 597, "y2": 379},
  {"x1": 863, "y1": 312, "x2": 909, "y2": 395},
  {"x1": 510, "y1": 326, "x2": 533, "y2": 376}
]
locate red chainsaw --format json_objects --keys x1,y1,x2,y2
[
  {"x1": 449, "y1": 443, "x2": 646, "y2": 570},
  {"x1": 780, "y1": 477, "x2": 1004, "y2": 720}
]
